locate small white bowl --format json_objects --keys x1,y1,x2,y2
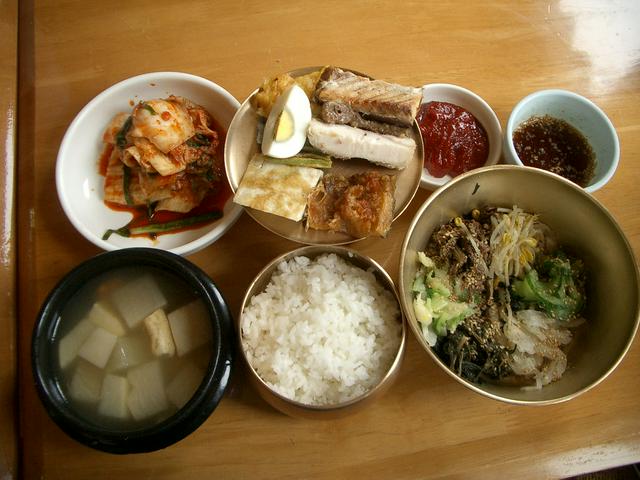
[
  {"x1": 503, "y1": 89, "x2": 619, "y2": 193},
  {"x1": 56, "y1": 72, "x2": 243, "y2": 256},
  {"x1": 419, "y1": 84, "x2": 502, "y2": 190}
]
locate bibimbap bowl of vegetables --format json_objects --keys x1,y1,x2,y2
[{"x1": 399, "y1": 165, "x2": 639, "y2": 404}]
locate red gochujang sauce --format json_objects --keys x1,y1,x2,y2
[{"x1": 417, "y1": 101, "x2": 489, "y2": 178}]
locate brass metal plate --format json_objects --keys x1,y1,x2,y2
[
  {"x1": 224, "y1": 67, "x2": 423, "y2": 245},
  {"x1": 399, "y1": 165, "x2": 640, "y2": 405}
]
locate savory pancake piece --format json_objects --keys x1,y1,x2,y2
[
  {"x1": 233, "y1": 154, "x2": 324, "y2": 221},
  {"x1": 307, "y1": 171, "x2": 396, "y2": 238}
]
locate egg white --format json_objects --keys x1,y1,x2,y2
[{"x1": 261, "y1": 84, "x2": 312, "y2": 158}]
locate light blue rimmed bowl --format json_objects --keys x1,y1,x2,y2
[{"x1": 504, "y1": 89, "x2": 619, "y2": 193}]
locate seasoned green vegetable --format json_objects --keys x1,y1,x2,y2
[
  {"x1": 186, "y1": 133, "x2": 211, "y2": 148},
  {"x1": 512, "y1": 253, "x2": 585, "y2": 321},
  {"x1": 412, "y1": 252, "x2": 475, "y2": 344},
  {"x1": 122, "y1": 165, "x2": 134, "y2": 206},
  {"x1": 115, "y1": 116, "x2": 133, "y2": 149},
  {"x1": 102, "y1": 211, "x2": 222, "y2": 240},
  {"x1": 265, "y1": 153, "x2": 332, "y2": 169},
  {"x1": 141, "y1": 103, "x2": 157, "y2": 115}
]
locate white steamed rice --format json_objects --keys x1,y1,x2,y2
[{"x1": 241, "y1": 253, "x2": 402, "y2": 406}]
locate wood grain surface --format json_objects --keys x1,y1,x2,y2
[
  {"x1": 12, "y1": 0, "x2": 640, "y2": 478},
  {"x1": 0, "y1": 0, "x2": 18, "y2": 478}
]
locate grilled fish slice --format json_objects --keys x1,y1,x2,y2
[
  {"x1": 320, "y1": 101, "x2": 412, "y2": 137},
  {"x1": 307, "y1": 119, "x2": 415, "y2": 170},
  {"x1": 314, "y1": 67, "x2": 422, "y2": 127}
]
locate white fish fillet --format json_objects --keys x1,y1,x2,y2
[{"x1": 306, "y1": 119, "x2": 415, "y2": 170}]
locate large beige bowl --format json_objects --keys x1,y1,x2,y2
[
  {"x1": 239, "y1": 245, "x2": 406, "y2": 418},
  {"x1": 399, "y1": 165, "x2": 640, "y2": 404}
]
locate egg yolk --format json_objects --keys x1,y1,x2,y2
[{"x1": 274, "y1": 109, "x2": 294, "y2": 142}]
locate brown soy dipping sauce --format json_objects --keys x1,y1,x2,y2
[{"x1": 513, "y1": 115, "x2": 595, "y2": 187}]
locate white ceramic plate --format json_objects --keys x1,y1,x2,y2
[
  {"x1": 419, "y1": 83, "x2": 502, "y2": 190},
  {"x1": 56, "y1": 72, "x2": 243, "y2": 256}
]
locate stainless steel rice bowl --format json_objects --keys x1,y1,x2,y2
[{"x1": 238, "y1": 245, "x2": 406, "y2": 418}]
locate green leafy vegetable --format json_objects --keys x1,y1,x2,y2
[
  {"x1": 102, "y1": 211, "x2": 223, "y2": 241},
  {"x1": 412, "y1": 253, "x2": 476, "y2": 344},
  {"x1": 265, "y1": 153, "x2": 332, "y2": 169},
  {"x1": 186, "y1": 133, "x2": 211, "y2": 148},
  {"x1": 511, "y1": 254, "x2": 585, "y2": 321},
  {"x1": 115, "y1": 116, "x2": 133, "y2": 149},
  {"x1": 142, "y1": 103, "x2": 157, "y2": 115},
  {"x1": 122, "y1": 165, "x2": 133, "y2": 206}
]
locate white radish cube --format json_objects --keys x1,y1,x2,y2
[
  {"x1": 127, "y1": 361, "x2": 168, "y2": 420},
  {"x1": 58, "y1": 319, "x2": 95, "y2": 369},
  {"x1": 98, "y1": 374, "x2": 129, "y2": 419},
  {"x1": 168, "y1": 300, "x2": 212, "y2": 357},
  {"x1": 68, "y1": 360, "x2": 103, "y2": 404},
  {"x1": 78, "y1": 327, "x2": 118, "y2": 369},
  {"x1": 143, "y1": 309, "x2": 175, "y2": 357},
  {"x1": 106, "y1": 334, "x2": 152, "y2": 372},
  {"x1": 87, "y1": 301, "x2": 126, "y2": 336},
  {"x1": 166, "y1": 362, "x2": 204, "y2": 409},
  {"x1": 109, "y1": 275, "x2": 168, "y2": 328}
]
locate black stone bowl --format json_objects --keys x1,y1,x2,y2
[{"x1": 31, "y1": 248, "x2": 234, "y2": 454}]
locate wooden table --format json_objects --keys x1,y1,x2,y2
[{"x1": 5, "y1": 0, "x2": 639, "y2": 478}]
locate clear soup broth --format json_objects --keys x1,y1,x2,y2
[{"x1": 55, "y1": 266, "x2": 213, "y2": 430}]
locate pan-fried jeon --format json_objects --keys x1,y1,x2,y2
[
  {"x1": 234, "y1": 154, "x2": 324, "y2": 221},
  {"x1": 306, "y1": 171, "x2": 396, "y2": 238}
]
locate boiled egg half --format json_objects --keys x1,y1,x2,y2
[{"x1": 261, "y1": 84, "x2": 312, "y2": 158}]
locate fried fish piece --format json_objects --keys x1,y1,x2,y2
[
  {"x1": 251, "y1": 69, "x2": 324, "y2": 118},
  {"x1": 306, "y1": 171, "x2": 396, "y2": 238}
]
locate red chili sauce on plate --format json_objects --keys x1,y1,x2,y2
[
  {"x1": 512, "y1": 115, "x2": 595, "y2": 187},
  {"x1": 417, "y1": 101, "x2": 489, "y2": 178}
]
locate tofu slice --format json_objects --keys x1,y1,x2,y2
[
  {"x1": 166, "y1": 362, "x2": 204, "y2": 409},
  {"x1": 109, "y1": 274, "x2": 168, "y2": 328},
  {"x1": 78, "y1": 327, "x2": 118, "y2": 369},
  {"x1": 87, "y1": 301, "x2": 127, "y2": 336},
  {"x1": 168, "y1": 300, "x2": 212, "y2": 357},
  {"x1": 98, "y1": 374, "x2": 129, "y2": 420},
  {"x1": 143, "y1": 309, "x2": 176, "y2": 357},
  {"x1": 68, "y1": 360, "x2": 103, "y2": 404},
  {"x1": 106, "y1": 334, "x2": 153, "y2": 372},
  {"x1": 127, "y1": 361, "x2": 169, "y2": 420},
  {"x1": 58, "y1": 319, "x2": 96, "y2": 369}
]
